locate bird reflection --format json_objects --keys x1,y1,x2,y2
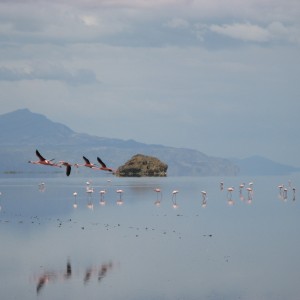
[
  {"x1": 36, "y1": 270, "x2": 58, "y2": 294},
  {"x1": 292, "y1": 187, "x2": 296, "y2": 201},
  {"x1": 154, "y1": 188, "x2": 162, "y2": 206},
  {"x1": 36, "y1": 260, "x2": 114, "y2": 294},
  {"x1": 84, "y1": 268, "x2": 93, "y2": 284},
  {"x1": 227, "y1": 187, "x2": 234, "y2": 205},
  {"x1": 220, "y1": 182, "x2": 224, "y2": 191},
  {"x1": 38, "y1": 182, "x2": 46, "y2": 192},
  {"x1": 201, "y1": 191, "x2": 207, "y2": 208},
  {"x1": 86, "y1": 183, "x2": 94, "y2": 209},
  {"x1": 73, "y1": 192, "x2": 78, "y2": 208},
  {"x1": 65, "y1": 260, "x2": 72, "y2": 279},
  {"x1": 172, "y1": 190, "x2": 179, "y2": 209},
  {"x1": 246, "y1": 187, "x2": 253, "y2": 204},
  {"x1": 99, "y1": 190, "x2": 106, "y2": 206},
  {"x1": 116, "y1": 189, "x2": 124, "y2": 205},
  {"x1": 239, "y1": 183, "x2": 245, "y2": 201}
]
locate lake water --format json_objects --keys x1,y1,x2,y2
[{"x1": 0, "y1": 174, "x2": 299, "y2": 300}]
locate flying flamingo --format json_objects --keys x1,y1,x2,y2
[
  {"x1": 58, "y1": 161, "x2": 72, "y2": 176},
  {"x1": 28, "y1": 149, "x2": 58, "y2": 167},
  {"x1": 96, "y1": 157, "x2": 114, "y2": 172},
  {"x1": 80, "y1": 156, "x2": 98, "y2": 169}
]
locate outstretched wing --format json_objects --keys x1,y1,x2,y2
[
  {"x1": 36, "y1": 149, "x2": 46, "y2": 161},
  {"x1": 66, "y1": 165, "x2": 71, "y2": 176},
  {"x1": 97, "y1": 157, "x2": 107, "y2": 168},
  {"x1": 83, "y1": 156, "x2": 91, "y2": 164}
]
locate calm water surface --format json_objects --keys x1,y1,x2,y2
[{"x1": 0, "y1": 174, "x2": 299, "y2": 300}]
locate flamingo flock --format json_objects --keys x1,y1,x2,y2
[{"x1": 28, "y1": 149, "x2": 115, "y2": 176}]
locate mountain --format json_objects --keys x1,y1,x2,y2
[
  {"x1": 231, "y1": 155, "x2": 300, "y2": 176},
  {"x1": 0, "y1": 109, "x2": 239, "y2": 176},
  {"x1": 2, "y1": 109, "x2": 298, "y2": 177}
]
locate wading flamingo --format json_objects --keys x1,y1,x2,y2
[
  {"x1": 154, "y1": 188, "x2": 162, "y2": 206},
  {"x1": 172, "y1": 190, "x2": 179, "y2": 209}
]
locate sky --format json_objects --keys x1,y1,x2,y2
[{"x1": 0, "y1": 0, "x2": 299, "y2": 166}]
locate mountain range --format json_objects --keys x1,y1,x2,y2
[{"x1": 0, "y1": 109, "x2": 298, "y2": 176}]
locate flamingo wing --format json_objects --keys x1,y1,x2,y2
[
  {"x1": 36, "y1": 149, "x2": 46, "y2": 161},
  {"x1": 97, "y1": 157, "x2": 107, "y2": 168},
  {"x1": 66, "y1": 165, "x2": 71, "y2": 176},
  {"x1": 83, "y1": 156, "x2": 91, "y2": 164}
]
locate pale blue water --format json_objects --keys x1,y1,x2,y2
[{"x1": 0, "y1": 174, "x2": 299, "y2": 300}]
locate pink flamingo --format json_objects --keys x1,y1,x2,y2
[
  {"x1": 28, "y1": 149, "x2": 58, "y2": 167},
  {"x1": 58, "y1": 161, "x2": 72, "y2": 176},
  {"x1": 97, "y1": 157, "x2": 114, "y2": 172}
]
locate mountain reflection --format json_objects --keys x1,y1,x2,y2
[{"x1": 36, "y1": 260, "x2": 114, "y2": 294}]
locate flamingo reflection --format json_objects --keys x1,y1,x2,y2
[
  {"x1": 227, "y1": 187, "x2": 234, "y2": 205},
  {"x1": 239, "y1": 183, "x2": 245, "y2": 201},
  {"x1": 220, "y1": 182, "x2": 224, "y2": 191},
  {"x1": 73, "y1": 192, "x2": 78, "y2": 208},
  {"x1": 292, "y1": 187, "x2": 296, "y2": 201},
  {"x1": 154, "y1": 188, "x2": 162, "y2": 206},
  {"x1": 99, "y1": 190, "x2": 106, "y2": 206},
  {"x1": 246, "y1": 187, "x2": 253, "y2": 204},
  {"x1": 38, "y1": 182, "x2": 46, "y2": 192},
  {"x1": 172, "y1": 190, "x2": 179, "y2": 209},
  {"x1": 36, "y1": 260, "x2": 114, "y2": 294},
  {"x1": 116, "y1": 189, "x2": 124, "y2": 205},
  {"x1": 201, "y1": 191, "x2": 207, "y2": 208}
]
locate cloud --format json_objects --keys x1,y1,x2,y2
[
  {"x1": 210, "y1": 22, "x2": 271, "y2": 42},
  {"x1": 208, "y1": 21, "x2": 300, "y2": 44},
  {"x1": 0, "y1": 64, "x2": 99, "y2": 85},
  {"x1": 164, "y1": 18, "x2": 190, "y2": 29}
]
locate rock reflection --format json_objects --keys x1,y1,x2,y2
[{"x1": 36, "y1": 260, "x2": 114, "y2": 294}]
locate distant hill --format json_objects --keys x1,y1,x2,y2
[
  {"x1": 231, "y1": 155, "x2": 300, "y2": 176},
  {"x1": 0, "y1": 109, "x2": 238, "y2": 176},
  {"x1": 1, "y1": 109, "x2": 298, "y2": 176}
]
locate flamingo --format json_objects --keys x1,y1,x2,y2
[
  {"x1": 154, "y1": 188, "x2": 162, "y2": 206},
  {"x1": 99, "y1": 190, "x2": 106, "y2": 205},
  {"x1": 116, "y1": 189, "x2": 124, "y2": 205},
  {"x1": 172, "y1": 190, "x2": 179, "y2": 209},
  {"x1": 58, "y1": 161, "x2": 72, "y2": 176},
  {"x1": 73, "y1": 192, "x2": 78, "y2": 208},
  {"x1": 80, "y1": 156, "x2": 98, "y2": 169},
  {"x1": 246, "y1": 187, "x2": 253, "y2": 204},
  {"x1": 96, "y1": 157, "x2": 114, "y2": 172},
  {"x1": 227, "y1": 187, "x2": 234, "y2": 205},
  {"x1": 28, "y1": 149, "x2": 58, "y2": 167}
]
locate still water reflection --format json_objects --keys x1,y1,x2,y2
[{"x1": 0, "y1": 175, "x2": 300, "y2": 300}]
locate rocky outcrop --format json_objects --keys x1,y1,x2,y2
[{"x1": 116, "y1": 154, "x2": 168, "y2": 177}]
